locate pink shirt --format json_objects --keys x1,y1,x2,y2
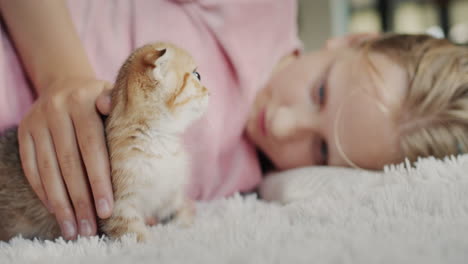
[{"x1": 0, "y1": 0, "x2": 300, "y2": 200}]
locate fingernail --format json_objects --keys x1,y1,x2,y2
[
  {"x1": 80, "y1": 219, "x2": 93, "y2": 236},
  {"x1": 98, "y1": 199, "x2": 111, "y2": 217},
  {"x1": 62, "y1": 220, "x2": 76, "y2": 239}
]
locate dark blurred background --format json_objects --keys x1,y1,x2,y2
[{"x1": 298, "y1": 0, "x2": 468, "y2": 50}]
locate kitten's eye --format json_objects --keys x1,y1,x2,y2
[{"x1": 193, "y1": 71, "x2": 201, "y2": 81}]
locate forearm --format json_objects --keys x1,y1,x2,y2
[{"x1": 0, "y1": 0, "x2": 95, "y2": 94}]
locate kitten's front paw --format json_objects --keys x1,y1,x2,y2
[
  {"x1": 145, "y1": 216, "x2": 159, "y2": 226},
  {"x1": 173, "y1": 199, "x2": 196, "y2": 227},
  {"x1": 101, "y1": 216, "x2": 150, "y2": 243},
  {"x1": 155, "y1": 198, "x2": 195, "y2": 227},
  {"x1": 135, "y1": 230, "x2": 150, "y2": 243}
]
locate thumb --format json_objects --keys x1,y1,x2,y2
[{"x1": 96, "y1": 83, "x2": 113, "y2": 115}]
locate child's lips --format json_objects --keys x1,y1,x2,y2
[{"x1": 258, "y1": 108, "x2": 267, "y2": 136}]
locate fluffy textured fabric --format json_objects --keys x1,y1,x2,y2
[{"x1": 2, "y1": 155, "x2": 468, "y2": 263}]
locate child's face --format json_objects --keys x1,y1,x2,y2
[{"x1": 246, "y1": 46, "x2": 408, "y2": 170}]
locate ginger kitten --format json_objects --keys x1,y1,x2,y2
[
  {"x1": 0, "y1": 42, "x2": 209, "y2": 242},
  {"x1": 101, "y1": 43, "x2": 208, "y2": 242}
]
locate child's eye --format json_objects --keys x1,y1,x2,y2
[
  {"x1": 318, "y1": 83, "x2": 326, "y2": 105},
  {"x1": 320, "y1": 139, "x2": 328, "y2": 165},
  {"x1": 193, "y1": 71, "x2": 201, "y2": 81},
  {"x1": 313, "y1": 138, "x2": 329, "y2": 165},
  {"x1": 312, "y1": 79, "x2": 327, "y2": 108}
]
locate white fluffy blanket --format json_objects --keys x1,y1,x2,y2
[{"x1": 2, "y1": 155, "x2": 468, "y2": 264}]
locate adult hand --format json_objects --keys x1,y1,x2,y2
[{"x1": 17, "y1": 77, "x2": 114, "y2": 240}]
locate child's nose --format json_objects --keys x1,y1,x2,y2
[{"x1": 270, "y1": 106, "x2": 319, "y2": 141}]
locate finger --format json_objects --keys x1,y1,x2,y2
[
  {"x1": 32, "y1": 127, "x2": 78, "y2": 240},
  {"x1": 96, "y1": 85, "x2": 113, "y2": 115},
  {"x1": 17, "y1": 128, "x2": 52, "y2": 212},
  {"x1": 73, "y1": 109, "x2": 113, "y2": 219},
  {"x1": 49, "y1": 112, "x2": 97, "y2": 237}
]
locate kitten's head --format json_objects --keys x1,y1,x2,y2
[
  {"x1": 151, "y1": 43, "x2": 208, "y2": 120},
  {"x1": 123, "y1": 42, "x2": 209, "y2": 129}
]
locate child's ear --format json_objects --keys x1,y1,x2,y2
[{"x1": 144, "y1": 48, "x2": 170, "y2": 79}]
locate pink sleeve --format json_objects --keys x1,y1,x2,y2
[{"x1": 0, "y1": 24, "x2": 35, "y2": 133}]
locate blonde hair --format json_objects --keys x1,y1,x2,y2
[{"x1": 361, "y1": 34, "x2": 468, "y2": 164}]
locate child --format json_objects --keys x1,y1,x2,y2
[{"x1": 1, "y1": 0, "x2": 467, "y2": 240}]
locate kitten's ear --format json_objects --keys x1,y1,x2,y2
[
  {"x1": 143, "y1": 48, "x2": 167, "y2": 67},
  {"x1": 145, "y1": 48, "x2": 171, "y2": 80}
]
